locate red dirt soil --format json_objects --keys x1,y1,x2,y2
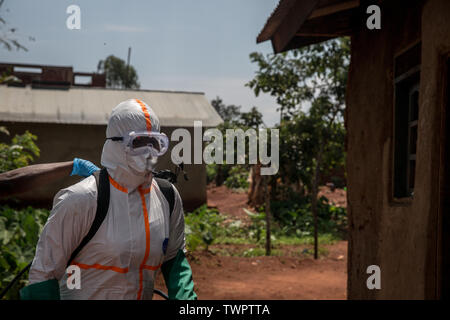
[
  {"x1": 154, "y1": 185, "x2": 348, "y2": 300},
  {"x1": 318, "y1": 186, "x2": 347, "y2": 208},
  {"x1": 206, "y1": 184, "x2": 252, "y2": 222}
]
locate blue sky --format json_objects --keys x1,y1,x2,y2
[{"x1": 1, "y1": 0, "x2": 281, "y2": 126}]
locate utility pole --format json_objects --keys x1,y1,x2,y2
[{"x1": 125, "y1": 47, "x2": 131, "y2": 89}]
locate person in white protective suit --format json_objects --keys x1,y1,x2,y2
[{"x1": 20, "y1": 99, "x2": 197, "y2": 300}]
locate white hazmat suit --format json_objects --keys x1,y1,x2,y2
[{"x1": 22, "y1": 99, "x2": 196, "y2": 300}]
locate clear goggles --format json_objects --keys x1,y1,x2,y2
[{"x1": 107, "y1": 131, "x2": 169, "y2": 156}]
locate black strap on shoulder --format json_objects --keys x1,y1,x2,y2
[
  {"x1": 154, "y1": 177, "x2": 175, "y2": 217},
  {"x1": 66, "y1": 167, "x2": 110, "y2": 267}
]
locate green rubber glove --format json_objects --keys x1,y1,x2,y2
[
  {"x1": 20, "y1": 279, "x2": 60, "y2": 300},
  {"x1": 161, "y1": 249, "x2": 197, "y2": 300}
]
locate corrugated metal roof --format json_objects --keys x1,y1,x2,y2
[{"x1": 0, "y1": 86, "x2": 223, "y2": 127}]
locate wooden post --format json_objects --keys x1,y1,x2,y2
[
  {"x1": 265, "y1": 175, "x2": 271, "y2": 256},
  {"x1": 312, "y1": 147, "x2": 323, "y2": 260}
]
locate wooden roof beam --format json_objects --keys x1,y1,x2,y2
[
  {"x1": 271, "y1": 0, "x2": 320, "y2": 53},
  {"x1": 308, "y1": 0, "x2": 360, "y2": 19}
]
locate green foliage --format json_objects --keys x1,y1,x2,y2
[
  {"x1": 185, "y1": 205, "x2": 225, "y2": 251},
  {"x1": 238, "y1": 106, "x2": 264, "y2": 129},
  {"x1": 206, "y1": 163, "x2": 218, "y2": 185},
  {"x1": 208, "y1": 97, "x2": 264, "y2": 187},
  {"x1": 97, "y1": 55, "x2": 140, "y2": 89},
  {"x1": 211, "y1": 96, "x2": 264, "y2": 129},
  {"x1": 211, "y1": 97, "x2": 241, "y2": 123},
  {"x1": 247, "y1": 38, "x2": 349, "y2": 193},
  {"x1": 242, "y1": 247, "x2": 271, "y2": 257},
  {"x1": 243, "y1": 208, "x2": 267, "y2": 243},
  {"x1": 273, "y1": 233, "x2": 337, "y2": 246},
  {"x1": 0, "y1": 129, "x2": 40, "y2": 173},
  {"x1": 215, "y1": 218, "x2": 248, "y2": 241},
  {"x1": 270, "y1": 195, "x2": 347, "y2": 239},
  {"x1": 247, "y1": 38, "x2": 349, "y2": 118},
  {"x1": 277, "y1": 112, "x2": 346, "y2": 190},
  {"x1": 0, "y1": 206, "x2": 50, "y2": 300},
  {"x1": 224, "y1": 166, "x2": 249, "y2": 190}
]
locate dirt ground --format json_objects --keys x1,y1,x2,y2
[
  {"x1": 154, "y1": 185, "x2": 348, "y2": 300},
  {"x1": 206, "y1": 184, "x2": 347, "y2": 219},
  {"x1": 318, "y1": 185, "x2": 347, "y2": 208},
  {"x1": 206, "y1": 184, "x2": 252, "y2": 222},
  {"x1": 154, "y1": 241, "x2": 347, "y2": 300}
]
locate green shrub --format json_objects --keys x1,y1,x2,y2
[
  {"x1": 185, "y1": 205, "x2": 225, "y2": 251},
  {"x1": 224, "y1": 166, "x2": 249, "y2": 190},
  {"x1": 243, "y1": 208, "x2": 267, "y2": 243},
  {"x1": 206, "y1": 163, "x2": 233, "y2": 186},
  {"x1": 0, "y1": 206, "x2": 50, "y2": 300},
  {"x1": 270, "y1": 195, "x2": 347, "y2": 239},
  {"x1": 0, "y1": 128, "x2": 40, "y2": 173},
  {"x1": 206, "y1": 163, "x2": 217, "y2": 185}
]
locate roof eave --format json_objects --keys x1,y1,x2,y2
[{"x1": 258, "y1": 0, "x2": 360, "y2": 53}]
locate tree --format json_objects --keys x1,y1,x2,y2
[
  {"x1": 208, "y1": 97, "x2": 266, "y2": 190},
  {"x1": 0, "y1": 0, "x2": 34, "y2": 51},
  {"x1": 239, "y1": 106, "x2": 264, "y2": 129},
  {"x1": 211, "y1": 96, "x2": 241, "y2": 124},
  {"x1": 247, "y1": 37, "x2": 350, "y2": 259},
  {"x1": 97, "y1": 55, "x2": 140, "y2": 89},
  {"x1": 209, "y1": 97, "x2": 239, "y2": 186},
  {"x1": 242, "y1": 106, "x2": 266, "y2": 208}
]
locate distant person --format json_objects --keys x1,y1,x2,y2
[{"x1": 20, "y1": 99, "x2": 197, "y2": 300}]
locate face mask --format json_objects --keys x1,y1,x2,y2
[{"x1": 126, "y1": 152, "x2": 158, "y2": 176}]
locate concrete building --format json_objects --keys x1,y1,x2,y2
[
  {"x1": 0, "y1": 84, "x2": 223, "y2": 211},
  {"x1": 258, "y1": 0, "x2": 450, "y2": 299}
]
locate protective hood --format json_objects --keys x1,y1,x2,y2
[{"x1": 101, "y1": 99, "x2": 161, "y2": 191}]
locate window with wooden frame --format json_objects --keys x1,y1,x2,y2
[{"x1": 393, "y1": 42, "x2": 421, "y2": 199}]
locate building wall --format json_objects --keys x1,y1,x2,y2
[
  {"x1": 347, "y1": 0, "x2": 450, "y2": 299},
  {"x1": 0, "y1": 122, "x2": 206, "y2": 212}
]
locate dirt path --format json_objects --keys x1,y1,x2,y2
[
  {"x1": 206, "y1": 184, "x2": 252, "y2": 223},
  {"x1": 194, "y1": 241, "x2": 346, "y2": 299},
  {"x1": 154, "y1": 185, "x2": 348, "y2": 300},
  {"x1": 207, "y1": 184, "x2": 347, "y2": 219},
  {"x1": 154, "y1": 241, "x2": 347, "y2": 300}
]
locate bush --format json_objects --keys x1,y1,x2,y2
[
  {"x1": 206, "y1": 163, "x2": 249, "y2": 190},
  {"x1": 206, "y1": 163, "x2": 217, "y2": 185},
  {"x1": 0, "y1": 206, "x2": 50, "y2": 300},
  {"x1": 270, "y1": 195, "x2": 347, "y2": 239},
  {"x1": 224, "y1": 166, "x2": 249, "y2": 190},
  {"x1": 185, "y1": 205, "x2": 225, "y2": 251},
  {"x1": 0, "y1": 127, "x2": 43, "y2": 299},
  {"x1": 216, "y1": 219, "x2": 248, "y2": 240},
  {"x1": 0, "y1": 128, "x2": 40, "y2": 173},
  {"x1": 243, "y1": 208, "x2": 267, "y2": 243}
]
